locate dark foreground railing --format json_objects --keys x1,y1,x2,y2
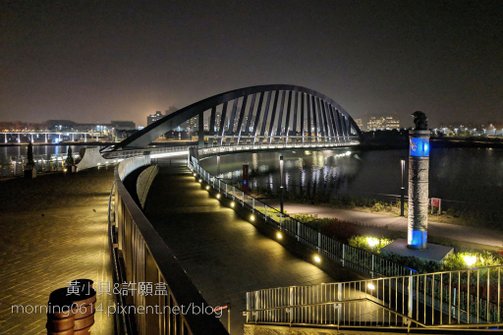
[{"x1": 108, "y1": 155, "x2": 228, "y2": 335}]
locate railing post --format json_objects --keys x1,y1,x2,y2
[
  {"x1": 289, "y1": 287, "x2": 293, "y2": 324},
  {"x1": 317, "y1": 231, "x2": 321, "y2": 253},
  {"x1": 296, "y1": 221, "x2": 300, "y2": 241},
  {"x1": 341, "y1": 244, "x2": 345, "y2": 267},
  {"x1": 408, "y1": 271, "x2": 413, "y2": 323},
  {"x1": 371, "y1": 254, "x2": 375, "y2": 278}
]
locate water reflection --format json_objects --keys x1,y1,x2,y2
[
  {"x1": 0, "y1": 145, "x2": 86, "y2": 177},
  {"x1": 199, "y1": 148, "x2": 503, "y2": 211}
]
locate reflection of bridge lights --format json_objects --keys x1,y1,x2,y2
[
  {"x1": 250, "y1": 214, "x2": 255, "y2": 222},
  {"x1": 216, "y1": 193, "x2": 221, "y2": 199},
  {"x1": 367, "y1": 283, "x2": 375, "y2": 291},
  {"x1": 276, "y1": 231, "x2": 283, "y2": 240},
  {"x1": 463, "y1": 254, "x2": 477, "y2": 267},
  {"x1": 230, "y1": 201, "x2": 235, "y2": 208},
  {"x1": 313, "y1": 254, "x2": 321, "y2": 264},
  {"x1": 205, "y1": 185, "x2": 210, "y2": 191}
]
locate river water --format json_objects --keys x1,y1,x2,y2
[
  {"x1": 0, "y1": 145, "x2": 92, "y2": 177},
  {"x1": 199, "y1": 147, "x2": 503, "y2": 222}
]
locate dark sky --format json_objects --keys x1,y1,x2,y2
[{"x1": 1, "y1": 0, "x2": 502, "y2": 127}]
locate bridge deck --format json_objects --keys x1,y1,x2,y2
[{"x1": 144, "y1": 159, "x2": 358, "y2": 334}]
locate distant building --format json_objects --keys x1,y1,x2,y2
[
  {"x1": 367, "y1": 115, "x2": 400, "y2": 131},
  {"x1": 111, "y1": 120, "x2": 136, "y2": 130},
  {"x1": 147, "y1": 111, "x2": 164, "y2": 125},
  {"x1": 45, "y1": 120, "x2": 77, "y2": 131}
]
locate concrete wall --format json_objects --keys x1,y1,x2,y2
[
  {"x1": 76, "y1": 147, "x2": 110, "y2": 171},
  {"x1": 136, "y1": 165, "x2": 159, "y2": 209}
]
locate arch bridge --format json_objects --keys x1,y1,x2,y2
[{"x1": 103, "y1": 85, "x2": 361, "y2": 152}]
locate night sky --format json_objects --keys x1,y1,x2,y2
[{"x1": 1, "y1": 0, "x2": 502, "y2": 127}]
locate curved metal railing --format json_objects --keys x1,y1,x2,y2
[{"x1": 108, "y1": 155, "x2": 228, "y2": 335}]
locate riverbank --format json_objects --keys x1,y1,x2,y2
[
  {"x1": 360, "y1": 130, "x2": 503, "y2": 149},
  {"x1": 0, "y1": 168, "x2": 114, "y2": 334}
]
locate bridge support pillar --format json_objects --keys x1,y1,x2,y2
[
  {"x1": 407, "y1": 129, "x2": 430, "y2": 249},
  {"x1": 198, "y1": 112, "x2": 204, "y2": 147}
]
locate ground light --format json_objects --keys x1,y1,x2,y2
[
  {"x1": 230, "y1": 201, "x2": 235, "y2": 208},
  {"x1": 205, "y1": 185, "x2": 210, "y2": 190},
  {"x1": 198, "y1": 178, "x2": 202, "y2": 183},
  {"x1": 216, "y1": 193, "x2": 221, "y2": 199},
  {"x1": 313, "y1": 254, "x2": 321, "y2": 264},
  {"x1": 193, "y1": 172, "x2": 197, "y2": 177},
  {"x1": 367, "y1": 282, "x2": 376, "y2": 291},
  {"x1": 276, "y1": 231, "x2": 283, "y2": 240},
  {"x1": 463, "y1": 254, "x2": 477, "y2": 267},
  {"x1": 249, "y1": 214, "x2": 255, "y2": 222},
  {"x1": 366, "y1": 237, "x2": 379, "y2": 248}
]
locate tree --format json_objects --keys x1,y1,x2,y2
[
  {"x1": 27, "y1": 142, "x2": 35, "y2": 166},
  {"x1": 65, "y1": 147, "x2": 74, "y2": 167}
]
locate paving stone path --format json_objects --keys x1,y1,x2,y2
[{"x1": 0, "y1": 169, "x2": 115, "y2": 334}]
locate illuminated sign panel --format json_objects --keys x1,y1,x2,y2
[{"x1": 409, "y1": 137, "x2": 430, "y2": 157}]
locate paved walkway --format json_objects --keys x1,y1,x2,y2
[
  {"x1": 264, "y1": 202, "x2": 503, "y2": 250},
  {"x1": 144, "y1": 161, "x2": 359, "y2": 335},
  {"x1": 0, "y1": 169, "x2": 115, "y2": 334}
]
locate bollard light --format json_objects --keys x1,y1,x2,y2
[
  {"x1": 249, "y1": 214, "x2": 255, "y2": 222},
  {"x1": 198, "y1": 178, "x2": 202, "y2": 183},
  {"x1": 216, "y1": 193, "x2": 221, "y2": 199},
  {"x1": 276, "y1": 231, "x2": 283, "y2": 240},
  {"x1": 205, "y1": 185, "x2": 210, "y2": 191},
  {"x1": 230, "y1": 201, "x2": 235, "y2": 208},
  {"x1": 313, "y1": 254, "x2": 321, "y2": 264}
]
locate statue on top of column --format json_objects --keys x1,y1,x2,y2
[{"x1": 411, "y1": 111, "x2": 428, "y2": 130}]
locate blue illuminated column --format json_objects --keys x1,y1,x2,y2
[{"x1": 407, "y1": 129, "x2": 430, "y2": 249}]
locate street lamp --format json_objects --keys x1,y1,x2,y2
[
  {"x1": 400, "y1": 159, "x2": 405, "y2": 216},
  {"x1": 279, "y1": 155, "x2": 284, "y2": 214}
]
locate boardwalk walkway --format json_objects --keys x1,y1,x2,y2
[
  {"x1": 0, "y1": 169, "x2": 115, "y2": 334},
  {"x1": 144, "y1": 160, "x2": 358, "y2": 334}
]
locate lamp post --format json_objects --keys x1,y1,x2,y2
[
  {"x1": 279, "y1": 155, "x2": 284, "y2": 214},
  {"x1": 400, "y1": 159, "x2": 405, "y2": 216}
]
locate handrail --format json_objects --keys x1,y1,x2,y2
[
  {"x1": 245, "y1": 265, "x2": 503, "y2": 328},
  {"x1": 246, "y1": 297, "x2": 428, "y2": 328}
]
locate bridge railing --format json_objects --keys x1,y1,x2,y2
[
  {"x1": 244, "y1": 265, "x2": 503, "y2": 330},
  {"x1": 109, "y1": 154, "x2": 228, "y2": 335},
  {"x1": 196, "y1": 139, "x2": 360, "y2": 158},
  {"x1": 188, "y1": 155, "x2": 413, "y2": 279},
  {"x1": 102, "y1": 144, "x2": 190, "y2": 160}
]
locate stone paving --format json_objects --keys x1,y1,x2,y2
[{"x1": 0, "y1": 169, "x2": 115, "y2": 334}]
